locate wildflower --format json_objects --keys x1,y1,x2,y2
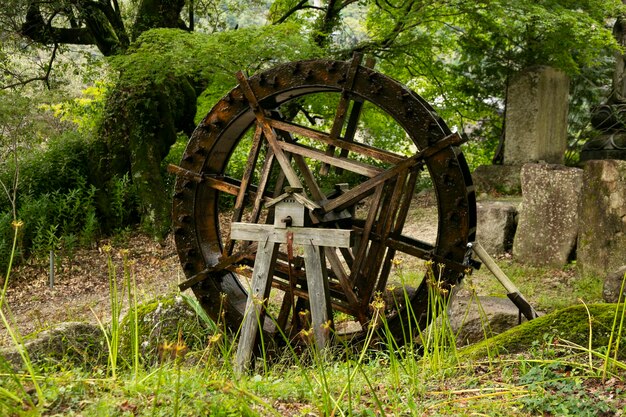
[
  {"x1": 101, "y1": 244, "x2": 112, "y2": 254},
  {"x1": 209, "y1": 333, "x2": 223, "y2": 344},
  {"x1": 11, "y1": 220, "x2": 23, "y2": 229},
  {"x1": 369, "y1": 292, "x2": 386, "y2": 313}
]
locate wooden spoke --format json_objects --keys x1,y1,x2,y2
[
  {"x1": 375, "y1": 167, "x2": 422, "y2": 294},
  {"x1": 358, "y1": 168, "x2": 409, "y2": 307},
  {"x1": 178, "y1": 243, "x2": 258, "y2": 291},
  {"x1": 321, "y1": 132, "x2": 465, "y2": 214},
  {"x1": 349, "y1": 184, "x2": 385, "y2": 286},
  {"x1": 249, "y1": 147, "x2": 275, "y2": 223},
  {"x1": 224, "y1": 125, "x2": 265, "y2": 255},
  {"x1": 236, "y1": 71, "x2": 304, "y2": 191},
  {"x1": 268, "y1": 119, "x2": 404, "y2": 165},
  {"x1": 278, "y1": 140, "x2": 383, "y2": 177},
  {"x1": 320, "y1": 54, "x2": 374, "y2": 175}
]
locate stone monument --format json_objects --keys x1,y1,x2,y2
[
  {"x1": 503, "y1": 66, "x2": 570, "y2": 165},
  {"x1": 472, "y1": 66, "x2": 570, "y2": 195}
]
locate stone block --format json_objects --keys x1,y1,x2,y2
[
  {"x1": 472, "y1": 165, "x2": 522, "y2": 196},
  {"x1": 512, "y1": 163, "x2": 583, "y2": 267},
  {"x1": 449, "y1": 296, "x2": 523, "y2": 346},
  {"x1": 578, "y1": 160, "x2": 626, "y2": 279},
  {"x1": 504, "y1": 66, "x2": 570, "y2": 165},
  {"x1": 476, "y1": 200, "x2": 520, "y2": 255}
]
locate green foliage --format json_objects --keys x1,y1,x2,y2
[
  {"x1": 111, "y1": 23, "x2": 323, "y2": 89},
  {"x1": 519, "y1": 362, "x2": 616, "y2": 416}
]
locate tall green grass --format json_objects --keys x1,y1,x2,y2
[{"x1": 1, "y1": 252, "x2": 625, "y2": 416}]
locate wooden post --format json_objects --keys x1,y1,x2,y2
[{"x1": 231, "y1": 196, "x2": 353, "y2": 375}]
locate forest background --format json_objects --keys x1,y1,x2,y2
[{"x1": 0, "y1": 0, "x2": 624, "y2": 278}]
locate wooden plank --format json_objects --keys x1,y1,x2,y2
[
  {"x1": 230, "y1": 223, "x2": 354, "y2": 248},
  {"x1": 320, "y1": 54, "x2": 364, "y2": 175},
  {"x1": 302, "y1": 245, "x2": 332, "y2": 351},
  {"x1": 269, "y1": 277, "x2": 355, "y2": 316},
  {"x1": 375, "y1": 167, "x2": 421, "y2": 294},
  {"x1": 348, "y1": 184, "x2": 384, "y2": 285},
  {"x1": 232, "y1": 126, "x2": 264, "y2": 221},
  {"x1": 249, "y1": 148, "x2": 275, "y2": 223},
  {"x1": 385, "y1": 236, "x2": 468, "y2": 273},
  {"x1": 268, "y1": 119, "x2": 404, "y2": 164},
  {"x1": 225, "y1": 126, "x2": 265, "y2": 255},
  {"x1": 358, "y1": 175, "x2": 401, "y2": 305},
  {"x1": 360, "y1": 169, "x2": 408, "y2": 306},
  {"x1": 236, "y1": 72, "x2": 304, "y2": 190},
  {"x1": 321, "y1": 132, "x2": 464, "y2": 214},
  {"x1": 324, "y1": 248, "x2": 363, "y2": 322},
  {"x1": 178, "y1": 243, "x2": 258, "y2": 291},
  {"x1": 334, "y1": 99, "x2": 365, "y2": 175},
  {"x1": 167, "y1": 164, "x2": 203, "y2": 183},
  {"x1": 234, "y1": 240, "x2": 279, "y2": 375},
  {"x1": 279, "y1": 141, "x2": 383, "y2": 178}
]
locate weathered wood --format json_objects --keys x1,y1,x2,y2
[
  {"x1": 349, "y1": 184, "x2": 384, "y2": 285},
  {"x1": 321, "y1": 132, "x2": 464, "y2": 213},
  {"x1": 249, "y1": 148, "x2": 275, "y2": 223},
  {"x1": 225, "y1": 126, "x2": 265, "y2": 255},
  {"x1": 302, "y1": 245, "x2": 333, "y2": 351},
  {"x1": 236, "y1": 72, "x2": 304, "y2": 190},
  {"x1": 324, "y1": 248, "x2": 362, "y2": 321},
  {"x1": 385, "y1": 235, "x2": 469, "y2": 273},
  {"x1": 231, "y1": 223, "x2": 353, "y2": 248},
  {"x1": 178, "y1": 243, "x2": 258, "y2": 291},
  {"x1": 320, "y1": 54, "x2": 364, "y2": 175},
  {"x1": 376, "y1": 167, "x2": 421, "y2": 293},
  {"x1": 360, "y1": 169, "x2": 408, "y2": 306},
  {"x1": 269, "y1": 119, "x2": 404, "y2": 164},
  {"x1": 278, "y1": 141, "x2": 383, "y2": 178},
  {"x1": 234, "y1": 240, "x2": 278, "y2": 375},
  {"x1": 167, "y1": 164, "x2": 203, "y2": 183}
]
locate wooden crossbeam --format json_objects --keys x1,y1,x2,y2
[
  {"x1": 236, "y1": 71, "x2": 304, "y2": 191},
  {"x1": 321, "y1": 132, "x2": 465, "y2": 214},
  {"x1": 278, "y1": 141, "x2": 383, "y2": 178},
  {"x1": 268, "y1": 119, "x2": 404, "y2": 164}
]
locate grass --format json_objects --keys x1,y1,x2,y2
[{"x1": 1, "y1": 238, "x2": 626, "y2": 415}]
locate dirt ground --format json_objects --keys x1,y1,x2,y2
[
  {"x1": 0, "y1": 192, "x2": 441, "y2": 346},
  {"x1": 0, "y1": 232, "x2": 182, "y2": 346}
]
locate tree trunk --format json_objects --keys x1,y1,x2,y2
[
  {"x1": 93, "y1": 72, "x2": 197, "y2": 237},
  {"x1": 132, "y1": 0, "x2": 188, "y2": 40}
]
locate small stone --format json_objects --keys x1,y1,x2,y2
[
  {"x1": 603, "y1": 265, "x2": 626, "y2": 303},
  {"x1": 448, "y1": 296, "x2": 525, "y2": 346}
]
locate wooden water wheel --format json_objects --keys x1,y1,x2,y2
[{"x1": 171, "y1": 55, "x2": 477, "y2": 345}]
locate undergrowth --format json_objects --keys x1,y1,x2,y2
[{"x1": 0, "y1": 245, "x2": 625, "y2": 416}]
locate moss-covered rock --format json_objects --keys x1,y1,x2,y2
[
  {"x1": 461, "y1": 303, "x2": 626, "y2": 360},
  {"x1": 120, "y1": 293, "x2": 212, "y2": 365},
  {"x1": 0, "y1": 322, "x2": 106, "y2": 371}
]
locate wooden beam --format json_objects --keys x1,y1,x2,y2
[
  {"x1": 279, "y1": 141, "x2": 383, "y2": 178},
  {"x1": 268, "y1": 119, "x2": 404, "y2": 164},
  {"x1": 230, "y1": 223, "x2": 354, "y2": 248},
  {"x1": 321, "y1": 132, "x2": 464, "y2": 213},
  {"x1": 236, "y1": 71, "x2": 304, "y2": 190}
]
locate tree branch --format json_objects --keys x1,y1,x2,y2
[{"x1": 273, "y1": 0, "x2": 309, "y2": 24}]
